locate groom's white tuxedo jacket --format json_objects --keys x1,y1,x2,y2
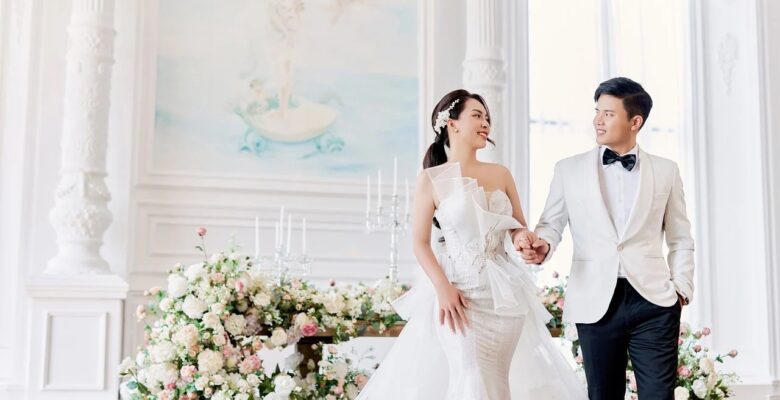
[{"x1": 535, "y1": 146, "x2": 695, "y2": 324}]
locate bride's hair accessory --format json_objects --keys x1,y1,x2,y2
[{"x1": 433, "y1": 99, "x2": 460, "y2": 134}]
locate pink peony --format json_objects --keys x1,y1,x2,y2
[
  {"x1": 677, "y1": 366, "x2": 691, "y2": 377},
  {"x1": 301, "y1": 322, "x2": 319, "y2": 337},
  {"x1": 196, "y1": 227, "x2": 207, "y2": 237}
]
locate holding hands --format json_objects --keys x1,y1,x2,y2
[{"x1": 512, "y1": 228, "x2": 549, "y2": 265}]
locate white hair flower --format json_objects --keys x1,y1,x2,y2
[{"x1": 433, "y1": 99, "x2": 460, "y2": 134}]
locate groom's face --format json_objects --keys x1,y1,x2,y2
[{"x1": 593, "y1": 94, "x2": 634, "y2": 147}]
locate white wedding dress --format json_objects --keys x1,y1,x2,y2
[{"x1": 356, "y1": 163, "x2": 587, "y2": 400}]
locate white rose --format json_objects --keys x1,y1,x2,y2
[
  {"x1": 213, "y1": 332, "x2": 227, "y2": 346},
  {"x1": 692, "y1": 378, "x2": 709, "y2": 398},
  {"x1": 194, "y1": 375, "x2": 210, "y2": 390},
  {"x1": 197, "y1": 349, "x2": 224, "y2": 375},
  {"x1": 322, "y1": 292, "x2": 346, "y2": 314},
  {"x1": 202, "y1": 312, "x2": 222, "y2": 330},
  {"x1": 254, "y1": 293, "x2": 271, "y2": 307},
  {"x1": 263, "y1": 394, "x2": 283, "y2": 400},
  {"x1": 225, "y1": 314, "x2": 247, "y2": 336},
  {"x1": 185, "y1": 262, "x2": 206, "y2": 281},
  {"x1": 118, "y1": 357, "x2": 136, "y2": 375},
  {"x1": 167, "y1": 274, "x2": 188, "y2": 298},
  {"x1": 699, "y1": 357, "x2": 715, "y2": 375},
  {"x1": 173, "y1": 324, "x2": 199, "y2": 347},
  {"x1": 332, "y1": 360, "x2": 349, "y2": 379},
  {"x1": 182, "y1": 295, "x2": 207, "y2": 319},
  {"x1": 674, "y1": 387, "x2": 690, "y2": 400},
  {"x1": 271, "y1": 327, "x2": 288, "y2": 347},
  {"x1": 235, "y1": 394, "x2": 250, "y2": 400},
  {"x1": 210, "y1": 303, "x2": 226, "y2": 315},
  {"x1": 247, "y1": 374, "x2": 261, "y2": 387},
  {"x1": 159, "y1": 298, "x2": 173, "y2": 312},
  {"x1": 150, "y1": 341, "x2": 176, "y2": 363},
  {"x1": 273, "y1": 374, "x2": 296, "y2": 395},
  {"x1": 147, "y1": 362, "x2": 178, "y2": 387}
]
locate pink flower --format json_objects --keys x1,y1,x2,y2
[
  {"x1": 728, "y1": 349, "x2": 739, "y2": 358},
  {"x1": 552, "y1": 271, "x2": 560, "y2": 279},
  {"x1": 355, "y1": 374, "x2": 368, "y2": 389},
  {"x1": 701, "y1": 327, "x2": 711, "y2": 336},
  {"x1": 196, "y1": 227, "x2": 207, "y2": 237},
  {"x1": 677, "y1": 366, "x2": 691, "y2": 377},
  {"x1": 574, "y1": 354, "x2": 584, "y2": 364},
  {"x1": 627, "y1": 371, "x2": 637, "y2": 390},
  {"x1": 165, "y1": 382, "x2": 177, "y2": 390},
  {"x1": 301, "y1": 322, "x2": 319, "y2": 337},
  {"x1": 693, "y1": 344, "x2": 702, "y2": 352},
  {"x1": 556, "y1": 299, "x2": 565, "y2": 309},
  {"x1": 180, "y1": 365, "x2": 197, "y2": 382},
  {"x1": 211, "y1": 272, "x2": 225, "y2": 284},
  {"x1": 678, "y1": 338, "x2": 684, "y2": 345},
  {"x1": 235, "y1": 280, "x2": 245, "y2": 293},
  {"x1": 329, "y1": 279, "x2": 336, "y2": 287},
  {"x1": 239, "y1": 354, "x2": 262, "y2": 374}
]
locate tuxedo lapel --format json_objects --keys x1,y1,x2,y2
[
  {"x1": 620, "y1": 148, "x2": 654, "y2": 243},
  {"x1": 582, "y1": 147, "x2": 619, "y2": 240}
]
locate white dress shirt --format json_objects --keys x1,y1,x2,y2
[{"x1": 598, "y1": 145, "x2": 640, "y2": 278}]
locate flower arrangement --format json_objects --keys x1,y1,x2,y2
[{"x1": 119, "y1": 227, "x2": 407, "y2": 400}]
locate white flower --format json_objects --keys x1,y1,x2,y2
[
  {"x1": 159, "y1": 298, "x2": 173, "y2": 312},
  {"x1": 699, "y1": 357, "x2": 715, "y2": 375},
  {"x1": 118, "y1": 357, "x2": 136, "y2": 375},
  {"x1": 202, "y1": 312, "x2": 222, "y2": 330},
  {"x1": 322, "y1": 291, "x2": 346, "y2": 314},
  {"x1": 225, "y1": 314, "x2": 247, "y2": 336},
  {"x1": 210, "y1": 252, "x2": 225, "y2": 264},
  {"x1": 674, "y1": 386, "x2": 690, "y2": 400},
  {"x1": 182, "y1": 295, "x2": 207, "y2": 319},
  {"x1": 149, "y1": 341, "x2": 176, "y2": 363},
  {"x1": 247, "y1": 373, "x2": 261, "y2": 387},
  {"x1": 332, "y1": 360, "x2": 349, "y2": 379},
  {"x1": 692, "y1": 378, "x2": 709, "y2": 398},
  {"x1": 194, "y1": 375, "x2": 210, "y2": 390},
  {"x1": 271, "y1": 327, "x2": 288, "y2": 347},
  {"x1": 433, "y1": 99, "x2": 460, "y2": 133},
  {"x1": 263, "y1": 394, "x2": 283, "y2": 400},
  {"x1": 197, "y1": 349, "x2": 224, "y2": 375},
  {"x1": 213, "y1": 332, "x2": 227, "y2": 346},
  {"x1": 210, "y1": 303, "x2": 226, "y2": 315},
  {"x1": 283, "y1": 352, "x2": 303, "y2": 371},
  {"x1": 185, "y1": 262, "x2": 206, "y2": 281},
  {"x1": 146, "y1": 362, "x2": 178, "y2": 387},
  {"x1": 167, "y1": 274, "x2": 188, "y2": 298},
  {"x1": 254, "y1": 293, "x2": 271, "y2": 307},
  {"x1": 273, "y1": 374, "x2": 296, "y2": 395},
  {"x1": 172, "y1": 324, "x2": 199, "y2": 347}
]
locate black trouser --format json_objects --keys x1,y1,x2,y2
[{"x1": 576, "y1": 278, "x2": 681, "y2": 400}]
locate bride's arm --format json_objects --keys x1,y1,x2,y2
[
  {"x1": 500, "y1": 166, "x2": 537, "y2": 248},
  {"x1": 412, "y1": 171, "x2": 470, "y2": 335}
]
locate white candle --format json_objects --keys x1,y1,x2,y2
[
  {"x1": 254, "y1": 216, "x2": 260, "y2": 258},
  {"x1": 286, "y1": 214, "x2": 292, "y2": 255},
  {"x1": 393, "y1": 157, "x2": 398, "y2": 196},
  {"x1": 405, "y1": 179, "x2": 410, "y2": 216},
  {"x1": 366, "y1": 175, "x2": 371, "y2": 217},
  {"x1": 377, "y1": 169, "x2": 382, "y2": 209},
  {"x1": 301, "y1": 218, "x2": 307, "y2": 254},
  {"x1": 274, "y1": 222, "x2": 280, "y2": 248},
  {"x1": 279, "y1": 206, "x2": 285, "y2": 241}
]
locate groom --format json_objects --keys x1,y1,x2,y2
[{"x1": 520, "y1": 77, "x2": 695, "y2": 400}]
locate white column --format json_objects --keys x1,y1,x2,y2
[
  {"x1": 462, "y1": 0, "x2": 508, "y2": 164},
  {"x1": 24, "y1": 1, "x2": 128, "y2": 399},
  {"x1": 46, "y1": 0, "x2": 116, "y2": 275}
]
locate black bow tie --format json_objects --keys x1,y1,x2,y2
[{"x1": 602, "y1": 148, "x2": 637, "y2": 171}]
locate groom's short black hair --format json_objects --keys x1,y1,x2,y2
[{"x1": 594, "y1": 77, "x2": 653, "y2": 129}]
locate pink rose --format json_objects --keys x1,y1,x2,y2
[
  {"x1": 180, "y1": 365, "x2": 197, "y2": 382},
  {"x1": 701, "y1": 327, "x2": 711, "y2": 336},
  {"x1": 196, "y1": 227, "x2": 207, "y2": 237},
  {"x1": 677, "y1": 366, "x2": 691, "y2": 377},
  {"x1": 355, "y1": 374, "x2": 368, "y2": 389},
  {"x1": 239, "y1": 354, "x2": 262, "y2": 374},
  {"x1": 301, "y1": 322, "x2": 319, "y2": 337},
  {"x1": 728, "y1": 349, "x2": 739, "y2": 358},
  {"x1": 693, "y1": 344, "x2": 702, "y2": 352}
]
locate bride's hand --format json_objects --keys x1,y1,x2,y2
[
  {"x1": 512, "y1": 228, "x2": 537, "y2": 251},
  {"x1": 436, "y1": 283, "x2": 470, "y2": 335}
]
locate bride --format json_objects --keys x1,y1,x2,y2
[{"x1": 356, "y1": 89, "x2": 587, "y2": 399}]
